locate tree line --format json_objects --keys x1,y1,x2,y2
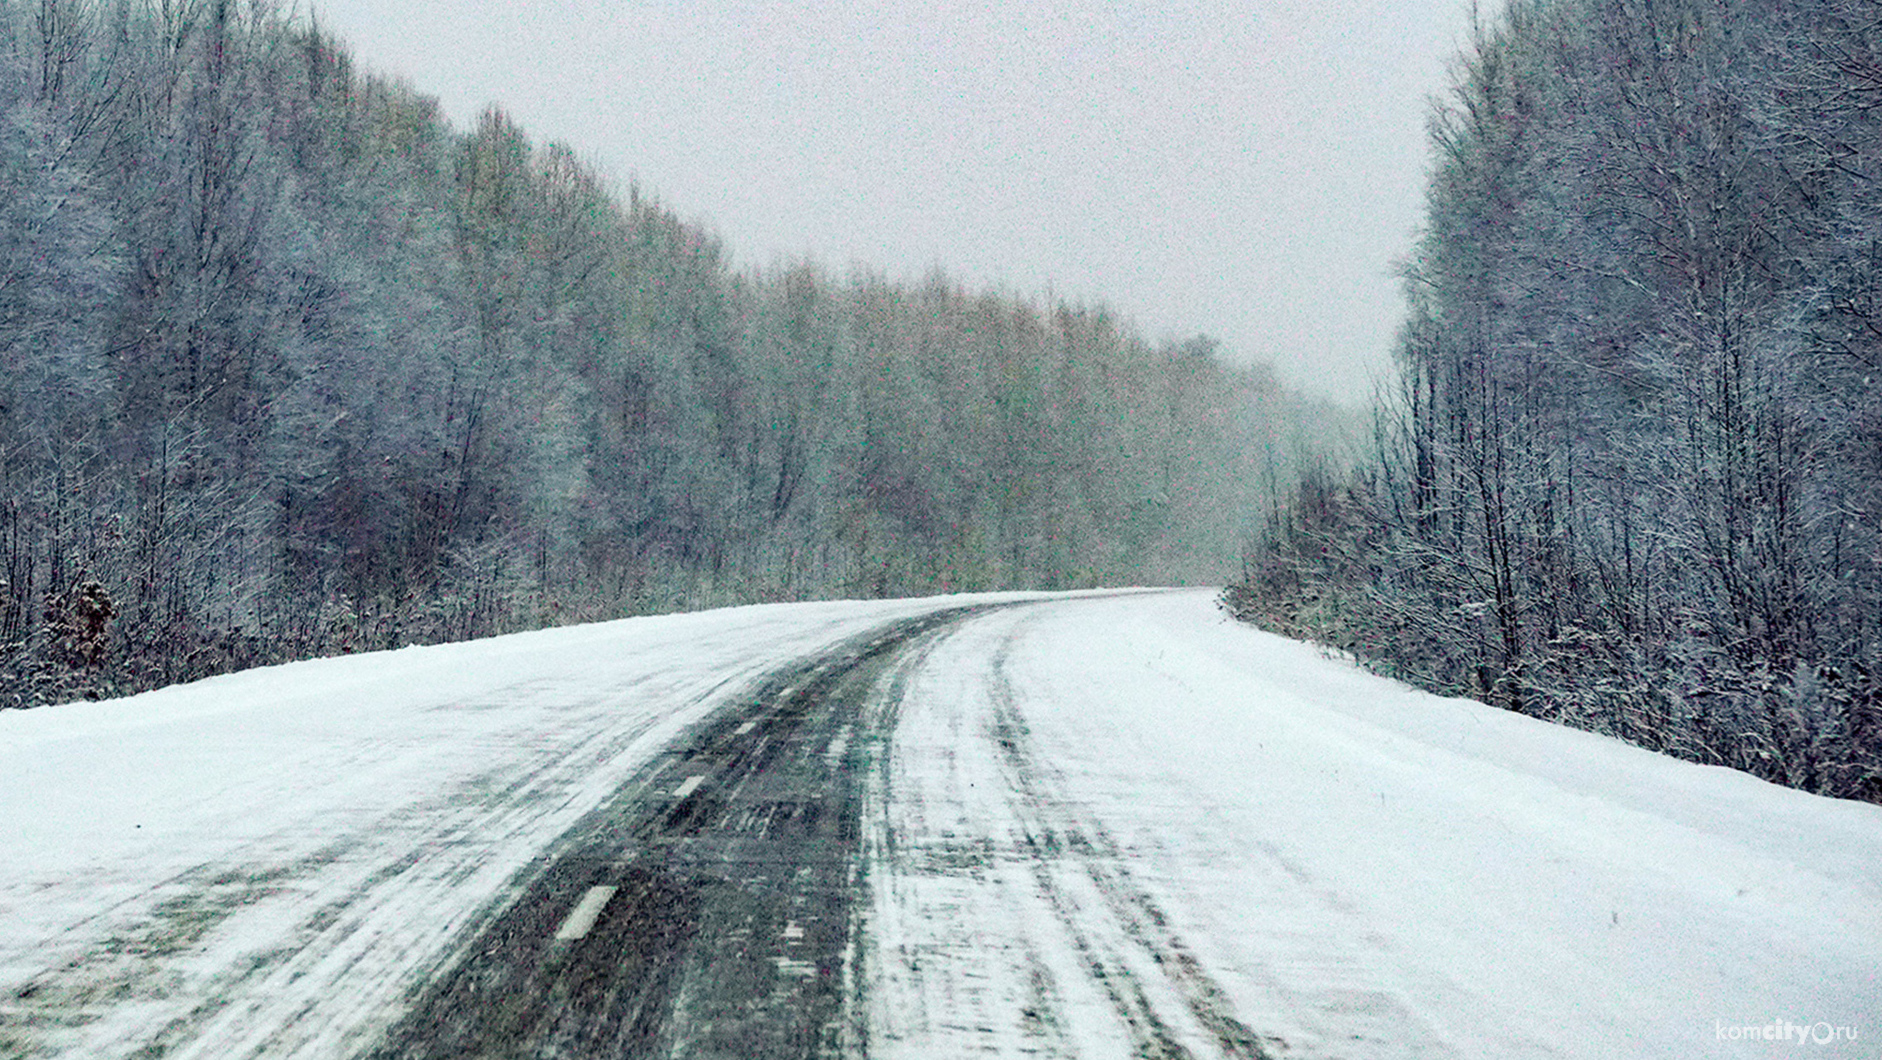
[
  {"x1": 1230, "y1": 0, "x2": 1882, "y2": 801},
  {"x1": 0, "y1": 0, "x2": 1329, "y2": 706}
]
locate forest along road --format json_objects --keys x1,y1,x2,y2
[{"x1": 367, "y1": 604, "x2": 997, "y2": 1059}]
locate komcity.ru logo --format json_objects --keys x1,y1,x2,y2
[{"x1": 1716, "y1": 1019, "x2": 1862, "y2": 1046}]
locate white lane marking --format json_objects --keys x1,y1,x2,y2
[
  {"x1": 554, "y1": 885, "x2": 618, "y2": 941},
  {"x1": 672, "y1": 774, "x2": 705, "y2": 799},
  {"x1": 774, "y1": 956, "x2": 817, "y2": 977},
  {"x1": 734, "y1": 721, "x2": 757, "y2": 735},
  {"x1": 782, "y1": 921, "x2": 805, "y2": 941}
]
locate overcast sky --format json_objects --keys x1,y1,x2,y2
[{"x1": 304, "y1": 0, "x2": 1474, "y2": 404}]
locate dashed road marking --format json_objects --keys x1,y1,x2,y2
[
  {"x1": 734, "y1": 721, "x2": 757, "y2": 735},
  {"x1": 672, "y1": 774, "x2": 706, "y2": 799},
  {"x1": 554, "y1": 886, "x2": 618, "y2": 941},
  {"x1": 774, "y1": 956, "x2": 816, "y2": 978}
]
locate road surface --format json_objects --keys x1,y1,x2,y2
[
  {"x1": 368, "y1": 605, "x2": 989, "y2": 1058},
  {"x1": 2, "y1": 590, "x2": 1877, "y2": 1059}
]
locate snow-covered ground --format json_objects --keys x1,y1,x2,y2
[
  {"x1": 863, "y1": 592, "x2": 1882, "y2": 1059},
  {"x1": 2, "y1": 589, "x2": 1877, "y2": 1058}
]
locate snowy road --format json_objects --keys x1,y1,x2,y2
[
  {"x1": 369, "y1": 604, "x2": 992, "y2": 1057},
  {"x1": 2, "y1": 590, "x2": 1878, "y2": 1058}
]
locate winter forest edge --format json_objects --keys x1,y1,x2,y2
[
  {"x1": 8, "y1": 0, "x2": 1876, "y2": 809},
  {"x1": 1230, "y1": 0, "x2": 1882, "y2": 803},
  {"x1": 0, "y1": 1, "x2": 1343, "y2": 709}
]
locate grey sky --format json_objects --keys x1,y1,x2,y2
[{"x1": 305, "y1": 0, "x2": 1473, "y2": 404}]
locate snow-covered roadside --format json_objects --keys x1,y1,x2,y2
[
  {"x1": 0, "y1": 591, "x2": 1066, "y2": 1059},
  {"x1": 863, "y1": 590, "x2": 1882, "y2": 1059}
]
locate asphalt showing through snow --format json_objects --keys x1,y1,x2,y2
[{"x1": 367, "y1": 606, "x2": 987, "y2": 1059}]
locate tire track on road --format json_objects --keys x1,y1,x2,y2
[
  {"x1": 861, "y1": 604, "x2": 1282, "y2": 1059},
  {"x1": 983, "y1": 644, "x2": 1276, "y2": 1059},
  {"x1": 367, "y1": 605, "x2": 990, "y2": 1059}
]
